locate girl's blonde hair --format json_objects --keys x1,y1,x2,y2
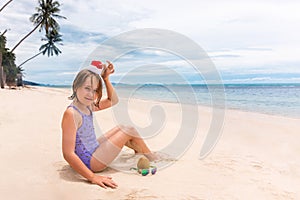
[{"x1": 69, "y1": 69, "x2": 103, "y2": 108}]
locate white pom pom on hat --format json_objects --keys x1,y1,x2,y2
[{"x1": 84, "y1": 60, "x2": 103, "y2": 75}]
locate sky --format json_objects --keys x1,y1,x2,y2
[{"x1": 1, "y1": 0, "x2": 300, "y2": 85}]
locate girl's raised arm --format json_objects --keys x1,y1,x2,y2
[{"x1": 94, "y1": 61, "x2": 119, "y2": 111}]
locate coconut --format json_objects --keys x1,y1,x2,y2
[{"x1": 137, "y1": 156, "x2": 150, "y2": 169}]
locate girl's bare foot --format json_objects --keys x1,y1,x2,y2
[{"x1": 144, "y1": 152, "x2": 159, "y2": 162}]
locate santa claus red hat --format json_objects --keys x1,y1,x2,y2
[{"x1": 84, "y1": 60, "x2": 103, "y2": 75}]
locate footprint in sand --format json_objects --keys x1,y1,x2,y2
[
  {"x1": 124, "y1": 188, "x2": 158, "y2": 200},
  {"x1": 250, "y1": 161, "x2": 263, "y2": 170}
]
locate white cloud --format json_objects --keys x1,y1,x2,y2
[{"x1": 1, "y1": 0, "x2": 300, "y2": 84}]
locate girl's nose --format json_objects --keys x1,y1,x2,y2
[{"x1": 87, "y1": 90, "x2": 95, "y2": 97}]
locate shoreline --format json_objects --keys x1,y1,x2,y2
[
  {"x1": 2, "y1": 85, "x2": 299, "y2": 121},
  {"x1": 122, "y1": 95, "x2": 300, "y2": 120},
  {"x1": 26, "y1": 85, "x2": 300, "y2": 120}
]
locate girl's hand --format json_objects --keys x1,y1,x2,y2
[
  {"x1": 101, "y1": 61, "x2": 115, "y2": 81},
  {"x1": 90, "y1": 174, "x2": 118, "y2": 189}
]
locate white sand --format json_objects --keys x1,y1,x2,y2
[{"x1": 0, "y1": 86, "x2": 299, "y2": 199}]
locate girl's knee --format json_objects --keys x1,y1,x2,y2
[{"x1": 118, "y1": 125, "x2": 139, "y2": 137}]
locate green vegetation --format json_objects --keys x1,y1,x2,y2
[{"x1": 0, "y1": 0, "x2": 66, "y2": 88}]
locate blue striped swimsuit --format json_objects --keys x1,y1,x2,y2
[{"x1": 68, "y1": 105, "x2": 99, "y2": 169}]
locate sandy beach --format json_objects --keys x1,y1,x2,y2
[{"x1": 0, "y1": 86, "x2": 299, "y2": 199}]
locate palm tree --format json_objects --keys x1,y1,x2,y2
[
  {"x1": 0, "y1": 0, "x2": 13, "y2": 13},
  {"x1": 16, "y1": 66, "x2": 24, "y2": 87},
  {"x1": 0, "y1": 33, "x2": 7, "y2": 88},
  {"x1": 0, "y1": 52, "x2": 4, "y2": 88},
  {"x1": 2, "y1": 50, "x2": 17, "y2": 87},
  {"x1": 40, "y1": 30, "x2": 63, "y2": 56},
  {"x1": 0, "y1": 0, "x2": 13, "y2": 88},
  {"x1": 18, "y1": 31, "x2": 63, "y2": 68},
  {"x1": 11, "y1": 0, "x2": 66, "y2": 52},
  {"x1": 1, "y1": 33, "x2": 19, "y2": 88}
]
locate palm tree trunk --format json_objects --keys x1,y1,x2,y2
[
  {"x1": 18, "y1": 51, "x2": 43, "y2": 68},
  {"x1": 0, "y1": 0, "x2": 13, "y2": 13},
  {"x1": 0, "y1": 51, "x2": 4, "y2": 88},
  {"x1": 11, "y1": 22, "x2": 41, "y2": 53}
]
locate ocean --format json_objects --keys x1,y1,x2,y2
[
  {"x1": 113, "y1": 83, "x2": 300, "y2": 119},
  {"x1": 50, "y1": 83, "x2": 300, "y2": 119}
]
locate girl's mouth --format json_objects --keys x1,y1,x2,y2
[{"x1": 85, "y1": 97, "x2": 93, "y2": 101}]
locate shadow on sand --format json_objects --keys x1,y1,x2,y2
[{"x1": 56, "y1": 163, "x2": 118, "y2": 184}]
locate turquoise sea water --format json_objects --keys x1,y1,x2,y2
[
  {"x1": 50, "y1": 83, "x2": 300, "y2": 118},
  {"x1": 113, "y1": 83, "x2": 300, "y2": 119}
]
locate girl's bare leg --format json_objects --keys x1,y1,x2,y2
[
  {"x1": 91, "y1": 125, "x2": 155, "y2": 172},
  {"x1": 98, "y1": 125, "x2": 149, "y2": 154}
]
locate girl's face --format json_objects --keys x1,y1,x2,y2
[{"x1": 76, "y1": 75, "x2": 99, "y2": 106}]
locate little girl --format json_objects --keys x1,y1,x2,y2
[{"x1": 61, "y1": 61, "x2": 155, "y2": 189}]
